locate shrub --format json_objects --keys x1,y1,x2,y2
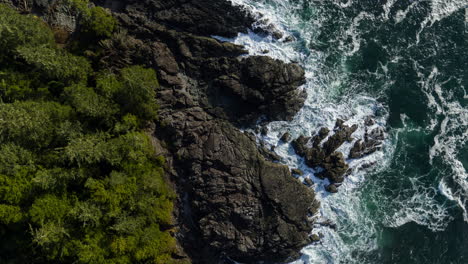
[
  {"x1": 82, "y1": 6, "x2": 117, "y2": 38},
  {"x1": 0, "y1": 101, "x2": 74, "y2": 148},
  {"x1": 63, "y1": 83, "x2": 118, "y2": 121},
  {"x1": 16, "y1": 45, "x2": 91, "y2": 83},
  {"x1": 0, "y1": 4, "x2": 55, "y2": 58},
  {"x1": 118, "y1": 66, "x2": 160, "y2": 121}
]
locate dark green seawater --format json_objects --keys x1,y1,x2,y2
[{"x1": 229, "y1": 0, "x2": 468, "y2": 263}]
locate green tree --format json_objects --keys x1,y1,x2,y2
[
  {"x1": 16, "y1": 45, "x2": 91, "y2": 83},
  {"x1": 0, "y1": 4, "x2": 55, "y2": 58},
  {"x1": 0, "y1": 101, "x2": 74, "y2": 148},
  {"x1": 63, "y1": 83, "x2": 118, "y2": 122},
  {"x1": 118, "y1": 66, "x2": 160, "y2": 120},
  {"x1": 82, "y1": 6, "x2": 117, "y2": 38},
  {"x1": 0, "y1": 4, "x2": 178, "y2": 263}
]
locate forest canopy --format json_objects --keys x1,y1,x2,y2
[{"x1": 0, "y1": 3, "x2": 178, "y2": 263}]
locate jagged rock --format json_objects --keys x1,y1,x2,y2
[
  {"x1": 283, "y1": 35, "x2": 295, "y2": 43},
  {"x1": 334, "y1": 119, "x2": 345, "y2": 129},
  {"x1": 368, "y1": 127, "x2": 385, "y2": 141},
  {"x1": 365, "y1": 116, "x2": 375, "y2": 126},
  {"x1": 280, "y1": 132, "x2": 292, "y2": 142},
  {"x1": 291, "y1": 168, "x2": 304, "y2": 176},
  {"x1": 317, "y1": 152, "x2": 349, "y2": 183},
  {"x1": 325, "y1": 184, "x2": 338, "y2": 193},
  {"x1": 304, "y1": 148, "x2": 327, "y2": 168},
  {"x1": 318, "y1": 219, "x2": 337, "y2": 230},
  {"x1": 310, "y1": 234, "x2": 320, "y2": 242},
  {"x1": 212, "y1": 56, "x2": 306, "y2": 124},
  {"x1": 312, "y1": 127, "x2": 329, "y2": 147},
  {"x1": 349, "y1": 127, "x2": 384, "y2": 159},
  {"x1": 260, "y1": 126, "x2": 269, "y2": 136},
  {"x1": 168, "y1": 120, "x2": 319, "y2": 263},
  {"x1": 259, "y1": 145, "x2": 282, "y2": 162},
  {"x1": 292, "y1": 124, "x2": 353, "y2": 185},
  {"x1": 291, "y1": 135, "x2": 311, "y2": 157},
  {"x1": 322, "y1": 123, "x2": 358, "y2": 155},
  {"x1": 304, "y1": 177, "x2": 314, "y2": 187},
  {"x1": 361, "y1": 162, "x2": 377, "y2": 169}
]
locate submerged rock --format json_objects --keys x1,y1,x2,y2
[
  {"x1": 281, "y1": 132, "x2": 292, "y2": 142},
  {"x1": 304, "y1": 177, "x2": 314, "y2": 187},
  {"x1": 325, "y1": 184, "x2": 339, "y2": 193},
  {"x1": 310, "y1": 234, "x2": 321, "y2": 242}
]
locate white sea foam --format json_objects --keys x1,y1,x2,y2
[
  {"x1": 416, "y1": 0, "x2": 467, "y2": 44},
  {"x1": 412, "y1": 58, "x2": 468, "y2": 223}
]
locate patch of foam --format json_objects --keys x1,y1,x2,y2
[
  {"x1": 382, "y1": 178, "x2": 453, "y2": 232},
  {"x1": 213, "y1": 30, "x2": 303, "y2": 63},
  {"x1": 394, "y1": 1, "x2": 419, "y2": 24},
  {"x1": 412, "y1": 59, "x2": 468, "y2": 223},
  {"x1": 429, "y1": 0, "x2": 468, "y2": 23},
  {"x1": 416, "y1": 0, "x2": 467, "y2": 44}
]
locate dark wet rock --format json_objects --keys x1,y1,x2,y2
[
  {"x1": 319, "y1": 219, "x2": 337, "y2": 230},
  {"x1": 310, "y1": 234, "x2": 320, "y2": 242},
  {"x1": 252, "y1": 17, "x2": 284, "y2": 39},
  {"x1": 280, "y1": 132, "x2": 292, "y2": 142},
  {"x1": 325, "y1": 184, "x2": 338, "y2": 193},
  {"x1": 349, "y1": 139, "x2": 381, "y2": 159},
  {"x1": 349, "y1": 127, "x2": 384, "y2": 159},
  {"x1": 334, "y1": 118, "x2": 345, "y2": 130},
  {"x1": 312, "y1": 127, "x2": 330, "y2": 147},
  {"x1": 170, "y1": 120, "x2": 318, "y2": 263},
  {"x1": 291, "y1": 121, "x2": 361, "y2": 189},
  {"x1": 211, "y1": 56, "x2": 306, "y2": 125},
  {"x1": 323, "y1": 123, "x2": 358, "y2": 155},
  {"x1": 283, "y1": 35, "x2": 295, "y2": 43},
  {"x1": 368, "y1": 127, "x2": 385, "y2": 141},
  {"x1": 304, "y1": 177, "x2": 314, "y2": 187},
  {"x1": 361, "y1": 162, "x2": 377, "y2": 169},
  {"x1": 365, "y1": 116, "x2": 375, "y2": 126},
  {"x1": 291, "y1": 168, "x2": 304, "y2": 176},
  {"x1": 317, "y1": 152, "x2": 349, "y2": 184},
  {"x1": 304, "y1": 148, "x2": 327, "y2": 168},
  {"x1": 259, "y1": 145, "x2": 282, "y2": 162},
  {"x1": 260, "y1": 126, "x2": 269, "y2": 136},
  {"x1": 291, "y1": 135, "x2": 311, "y2": 157}
]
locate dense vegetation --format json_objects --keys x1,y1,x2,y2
[{"x1": 0, "y1": 3, "x2": 178, "y2": 263}]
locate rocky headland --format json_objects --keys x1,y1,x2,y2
[{"x1": 6, "y1": 0, "x2": 319, "y2": 263}]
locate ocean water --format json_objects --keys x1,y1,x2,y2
[{"x1": 222, "y1": 0, "x2": 468, "y2": 263}]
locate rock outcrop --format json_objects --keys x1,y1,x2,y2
[
  {"x1": 291, "y1": 121, "x2": 354, "y2": 186},
  {"x1": 291, "y1": 117, "x2": 384, "y2": 192}
]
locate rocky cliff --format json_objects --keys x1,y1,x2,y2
[{"x1": 6, "y1": 0, "x2": 320, "y2": 263}]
